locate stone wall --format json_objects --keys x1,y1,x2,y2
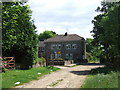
[
  {"x1": 64, "y1": 60, "x2": 74, "y2": 65},
  {"x1": 33, "y1": 62, "x2": 46, "y2": 68},
  {"x1": 44, "y1": 40, "x2": 86, "y2": 63}
]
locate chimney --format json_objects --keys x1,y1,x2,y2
[{"x1": 64, "y1": 32, "x2": 68, "y2": 36}]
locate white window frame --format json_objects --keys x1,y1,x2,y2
[
  {"x1": 66, "y1": 44, "x2": 71, "y2": 49},
  {"x1": 66, "y1": 53, "x2": 69, "y2": 59},
  {"x1": 70, "y1": 53, "x2": 73, "y2": 59},
  {"x1": 72, "y1": 44, "x2": 77, "y2": 49},
  {"x1": 66, "y1": 53, "x2": 73, "y2": 60},
  {"x1": 57, "y1": 44, "x2": 61, "y2": 50},
  {"x1": 51, "y1": 44, "x2": 55, "y2": 49}
]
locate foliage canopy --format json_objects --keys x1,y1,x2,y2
[
  {"x1": 2, "y1": 2, "x2": 38, "y2": 69},
  {"x1": 38, "y1": 30, "x2": 57, "y2": 41},
  {"x1": 91, "y1": 1, "x2": 120, "y2": 68}
]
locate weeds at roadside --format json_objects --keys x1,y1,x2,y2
[{"x1": 81, "y1": 67, "x2": 120, "y2": 88}]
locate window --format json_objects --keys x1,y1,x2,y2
[
  {"x1": 51, "y1": 44, "x2": 55, "y2": 49},
  {"x1": 50, "y1": 54, "x2": 54, "y2": 59},
  {"x1": 57, "y1": 54, "x2": 61, "y2": 59},
  {"x1": 66, "y1": 53, "x2": 73, "y2": 60},
  {"x1": 70, "y1": 53, "x2": 73, "y2": 59},
  {"x1": 56, "y1": 44, "x2": 61, "y2": 49},
  {"x1": 51, "y1": 44, "x2": 61, "y2": 50},
  {"x1": 66, "y1": 54, "x2": 69, "y2": 59},
  {"x1": 72, "y1": 44, "x2": 77, "y2": 49},
  {"x1": 66, "y1": 44, "x2": 71, "y2": 49}
]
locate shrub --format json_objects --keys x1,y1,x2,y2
[
  {"x1": 33, "y1": 57, "x2": 46, "y2": 64},
  {"x1": 86, "y1": 52, "x2": 99, "y2": 63},
  {"x1": 2, "y1": 2, "x2": 38, "y2": 69}
]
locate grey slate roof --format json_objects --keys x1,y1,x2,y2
[{"x1": 44, "y1": 34, "x2": 84, "y2": 43}]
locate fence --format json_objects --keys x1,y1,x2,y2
[{"x1": 2, "y1": 57, "x2": 15, "y2": 70}]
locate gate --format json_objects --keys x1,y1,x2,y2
[{"x1": 2, "y1": 57, "x2": 15, "y2": 70}]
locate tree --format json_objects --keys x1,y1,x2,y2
[
  {"x1": 2, "y1": 2, "x2": 38, "y2": 69},
  {"x1": 91, "y1": 1, "x2": 120, "y2": 68},
  {"x1": 86, "y1": 38, "x2": 102, "y2": 62},
  {"x1": 86, "y1": 38, "x2": 93, "y2": 53},
  {"x1": 38, "y1": 30, "x2": 57, "y2": 41}
]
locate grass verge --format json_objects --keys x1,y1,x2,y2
[
  {"x1": 81, "y1": 67, "x2": 120, "y2": 88},
  {"x1": 2, "y1": 66, "x2": 60, "y2": 88}
]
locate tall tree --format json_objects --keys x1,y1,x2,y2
[
  {"x1": 86, "y1": 38, "x2": 102, "y2": 62},
  {"x1": 38, "y1": 30, "x2": 57, "y2": 41},
  {"x1": 2, "y1": 2, "x2": 38, "y2": 69},
  {"x1": 86, "y1": 38, "x2": 93, "y2": 53},
  {"x1": 91, "y1": 1, "x2": 120, "y2": 68}
]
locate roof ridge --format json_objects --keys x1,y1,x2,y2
[
  {"x1": 44, "y1": 34, "x2": 84, "y2": 42},
  {"x1": 57, "y1": 34, "x2": 80, "y2": 36}
]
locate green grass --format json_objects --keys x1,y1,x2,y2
[
  {"x1": 2, "y1": 66, "x2": 60, "y2": 88},
  {"x1": 81, "y1": 67, "x2": 120, "y2": 88}
]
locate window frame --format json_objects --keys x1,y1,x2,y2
[
  {"x1": 72, "y1": 44, "x2": 77, "y2": 49},
  {"x1": 65, "y1": 53, "x2": 73, "y2": 60},
  {"x1": 70, "y1": 53, "x2": 73, "y2": 59},
  {"x1": 51, "y1": 44, "x2": 55, "y2": 49},
  {"x1": 57, "y1": 44, "x2": 61, "y2": 50},
  {"x1": 66, "y1": 53, "x2": 69, "y2": 59},
  {"x1": 66, "y1": 44, "x2": 71, "y2": 49}
]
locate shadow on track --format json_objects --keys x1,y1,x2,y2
[{"x1": 70, "y1": 63, "x2": 118, "y2": 76}]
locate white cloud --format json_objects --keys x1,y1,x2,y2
[{"x1": 27, "y1": 0, "x2": 103, "y2": 39}]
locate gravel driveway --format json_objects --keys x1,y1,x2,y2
[{"x1": 16, "y1": 63, "x2": 103, "y2": 88}]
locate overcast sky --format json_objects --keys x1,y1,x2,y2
[{"x1": 27, "y1": 0, "x2": 102, "y2": 39}]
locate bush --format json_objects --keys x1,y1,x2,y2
[
  {"x1": 2, "y1": 2, "x2": 38, "y2": 69},
  {"x1": 86, "y1": 52, "x2": 99, "y2": 63},
  {"x1": 33, "y1": 57, "x2": 46, "y2": 64}
]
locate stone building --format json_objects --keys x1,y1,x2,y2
[
  {"x1": 38, "y1": 41, "x2": 45, "y2": 57},
  {"x1": 41, "y1": 33, "x2": 86, "y2": 65}
]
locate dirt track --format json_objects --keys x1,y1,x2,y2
[{"x1": 16, "y1": 64, "x2": 103, "y2": 88}]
